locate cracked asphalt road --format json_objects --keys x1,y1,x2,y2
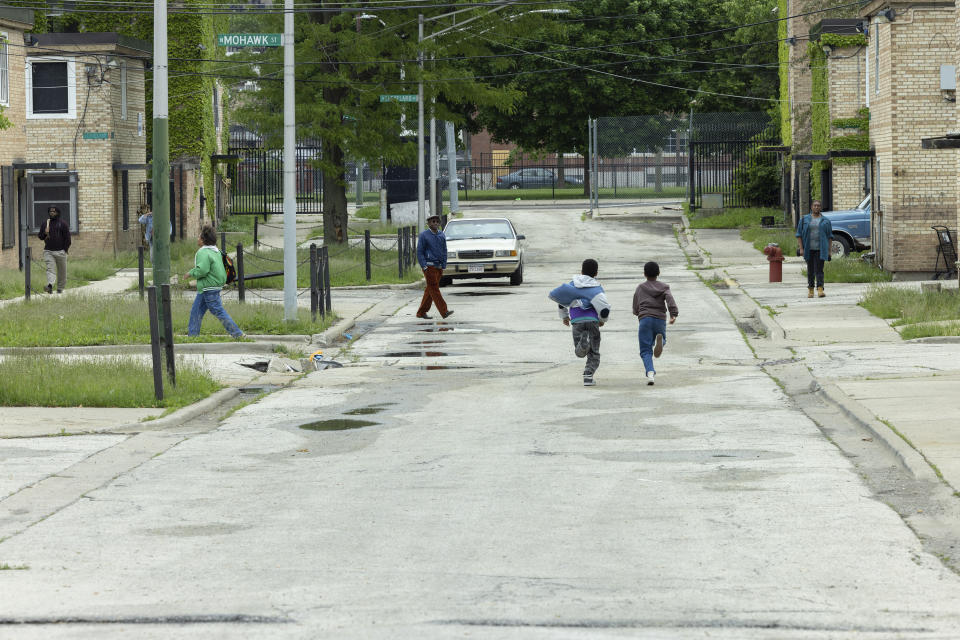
[{"x1": 2, "y1": 207, "x2": 960, "y2": 638}]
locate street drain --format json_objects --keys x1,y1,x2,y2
[
  {"x1": 344, "y1": 407, "x2": 386, "y2": 415},
  {"x1": 299, "y1": 419, "x2": 377, "y2": 431}
]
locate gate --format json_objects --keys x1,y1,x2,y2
[
  {"x1": 594, "y1": 114, "x2": 690, "y2": 205},
  {"x1": 688, "y1": 112, "x2": 778, "y2": 209},
  {"x1": 228, "y1": 130, "x2": 323, "y2": 216}
]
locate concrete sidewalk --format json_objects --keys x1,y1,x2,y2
[{"x1": 689, "y1": 225, "x2": 960, "y2": 491}]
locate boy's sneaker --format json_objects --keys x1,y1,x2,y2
[
  {"x1": 646, "y1": 371, "x2": 655, "y2": 386},
  {"x1": 575, "y1": 333, "x2": 590, "y2": 358},
  {"x1": 583, "y1": 375, "x2": 595, "y2": 386},
  {"x1": 653, "y1": 334, "x2": 664, "y2": 358}
]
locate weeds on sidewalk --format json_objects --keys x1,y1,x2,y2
[
  {"x1": 0, "y1": 296, "x2": 335, "y2": 347},
  {"x1": 860, "y1": 285, "x2": 960, "y2": 338},
  {"x1": 0, "y1": 354, "x2": 220, "y2": 408}
]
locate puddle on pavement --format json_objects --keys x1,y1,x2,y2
[
  {"x1": 344, "y1": 406, "x2": 387, "y2": 415},
  {"x1": 299, "y1": 418, "x2": 378, "y2": 431},
  {"x1": 397, "y1": 365, "x2": 475, "y2": 371},
  {"x1": 238, "y1": 385, "x2": 282, "y2": 395},
  {"x1": 416, "y1": 327, "x2": 482, "y2": 333},
  {"x1": 380, "y1": 351, "x2": 452, "y2": 357},
  {"x1": 451, "y1": 291, "x2": 512, "y2": 297}
]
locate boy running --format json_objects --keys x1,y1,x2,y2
[
  {"x1": 632, "y1": 261, "x2": 678, "y2": 386},
  {"x1": 549, "y1": 259, "x2": 611, "y2": 386}
]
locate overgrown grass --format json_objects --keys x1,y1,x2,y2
[
  {"x1": 687, "y1": 207, "x2": 784, "y2": 230},
  {"x1": 819, "y1": 254, "x2": 892, "y2": 284},
  {"x1": 0, "y1": 249, "x2": 152, "y2": 300},
  {"x1": 355, "y1": 205, "x2": 379, "y2": 220},
  {"x1": 740, "y1": 227, "x2": 797, "y2": 253},
  {"x1": 244, "y1": 241, "x2": 422, "y2": 288},
  {"x1": 861, "y1": 285, "x2": 960, "y2": 326},
  {"x1": 0, "y1": 354, "x2": 221, "y2": 408},
  {"x1": 0, "y1": 296, "x2": 336, "y2": 347}
]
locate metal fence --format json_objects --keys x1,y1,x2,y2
[
  {"x1": 590, "y1": 112, "x2": 778, "y2": 209},
  {"x1": 228, "y1": 132, "x2": 324, "y2": 216}
]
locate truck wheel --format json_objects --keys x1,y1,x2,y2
[{"x1": 831, "y1": 234, "x2": 851, "y2": 258}]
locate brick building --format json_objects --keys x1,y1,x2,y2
[
  {"x1": 861, "y1": 0, "x2": 957, "y2": 274},
  {"x1": 0, "y1": 21, "x2": 152, "y2": 269}
]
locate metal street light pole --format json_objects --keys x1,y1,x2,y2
[
  {"x1": 282, "y1": 0, "x2": 297, "y2": 320},
  {"x1": 417, "y1": 14, "x2": 425, "y2": 232}
]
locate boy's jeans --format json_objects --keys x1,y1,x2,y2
[
  {"x1": 188, "y1": 289, "x2": 243, "y2": 337},
  {"x1": 571, "y1": 321, "x2": 601, "y2": 376},
  {"x1": 637, "y1": 316, "x2": 667, "y2": 374}
]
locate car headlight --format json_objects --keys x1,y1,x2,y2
[
  {"x1": 447, "y1": 251, "x2": 457, "y2": 259},
  {"x1": 495, "y1": 249, "x2": 517, "y2": 257}
]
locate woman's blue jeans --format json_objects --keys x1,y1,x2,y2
[
  {"x1": 188, "y1": 289, "x2": 243, "y2": 337},
  {"x1": 637, "y1": 316, "x2": 667, "y2": 374}
]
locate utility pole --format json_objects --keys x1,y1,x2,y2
[
  {"x1": 152, "y1": 0, "x2": 170, "y2": 333},
  {"x1": 417, "y1": 14, "x2": 425, "y2": 233},
  {"x1": 282, "y1": 0, "x2": 297, "y2": 320}
]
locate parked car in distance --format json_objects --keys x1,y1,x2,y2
[
  {"x1": 440, "y1": 217, "x2": 525, "y2": 286},
  {"x1": 496, "y1": 168, "x2": 583, "y2": 189},
  {"x1": 822, "y1": 195, "x2": 871, "y2": 257}
]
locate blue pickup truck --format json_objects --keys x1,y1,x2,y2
[{"x1": 823, "y1": 195, "x2": 871, "y2": 257}]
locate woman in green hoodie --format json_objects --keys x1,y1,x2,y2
[{"x1": 185, "y1": 225, "x2": 244, "y2": 338}]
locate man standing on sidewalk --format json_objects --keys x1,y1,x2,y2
[
  {"x1": 416, "y1": 214, "x2": 453, "y2": 320},
  {"x1": 38, "y1": 206, "x2": 70, "y2": 294},
  {"x1": 796, "y1": 199, "x2": 833, "y2": 298}
]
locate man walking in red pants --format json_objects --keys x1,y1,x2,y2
[{"x1": 416, "y1": 214, "x2": 454, "y2": 320}]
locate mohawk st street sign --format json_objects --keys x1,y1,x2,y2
[{"x1": 217, "y1": 33, "x2": 283, "y2": 47}]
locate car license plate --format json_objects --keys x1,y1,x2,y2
[{"x1": 467, "y1": 264, "x2": 485, "y2": 274}]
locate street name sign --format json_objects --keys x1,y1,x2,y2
[
  {"x1": 217, "y1": 33, "x2": 282, "y2": 47},
  {"x1": 380, "y1": 94, "x2": 418, "y2": 103}
]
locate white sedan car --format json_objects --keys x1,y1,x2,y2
[{"x1": 439, "y1": 217, "x2": 525, "y2": 286}]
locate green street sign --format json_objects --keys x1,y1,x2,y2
[
  {"x1": 380, "y1": 94, "x2": 418, "y2": 103},
  {"x1": 217, "y1": 33, "x2": 282, "y2": 47}
]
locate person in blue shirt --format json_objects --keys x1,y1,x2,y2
[
  {"x1": 796, "y1": 200, "x2": 833, "y2": 298},
  {"x1": 415, "y1": 214, "x2": 454, "y2": 320},
  {"x1": 548, "y1": 258, "x2": 612, "y2": 386}
]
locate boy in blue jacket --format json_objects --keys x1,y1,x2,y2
[{"x1": 548, "y1": 259, "x2": 612, "y2": 386}]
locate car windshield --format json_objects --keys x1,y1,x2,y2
[{"x1": 444, "y1": 221, "x2": 514, "y2": 240}]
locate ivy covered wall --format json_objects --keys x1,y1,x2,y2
[
  {"x1": 808, "y1": 33, "x2": 868, "y2": 200},
  {"x1": 778, "y1": 0, "x2": 790, "y2": 147}
]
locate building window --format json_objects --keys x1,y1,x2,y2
[
  {"x1": 29, "y1": 172, "x2": 78, "y2": 233},
  {"x1": 120, "y1": 61, "x2": 127, "y2": 120},
  {"x1": 26, "y1": 58, "x2": 76, "y2": 119},
  {"x1": 0, "y1": 33, "x2": 8, "y2": 106}
]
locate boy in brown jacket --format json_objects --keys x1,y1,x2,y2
[{"x1": 632, "y1": 261, "x2": 678, "y2": 385}]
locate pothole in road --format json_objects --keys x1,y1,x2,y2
[{"x1": 299, "y1": 419, "x2": 378, "y2": 431}]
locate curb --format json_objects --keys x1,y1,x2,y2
[
  {"x1": 817, "y1": 382, "x2": 945, "y2": 487},
  {"x1": 115, "y1": 387, "x2": 242, "y2": 432},
  {"x1": 312, "y1": 318, "x2": 356, "y2": 346},
  {"x1": 0, "y1": 340, "x2": 309, "y2": 356}
]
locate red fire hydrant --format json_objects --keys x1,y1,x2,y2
[{"x1": 763, "y1": 243, "x2": 784, "y2": 283}]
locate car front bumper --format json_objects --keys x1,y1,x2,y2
[{"x1": 443, "y1": 259, "x2": 521, "y2": 278}]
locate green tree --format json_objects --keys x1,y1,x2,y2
[{"x1": 232, "y1": 4, "x2": 527, "y2": 244}]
